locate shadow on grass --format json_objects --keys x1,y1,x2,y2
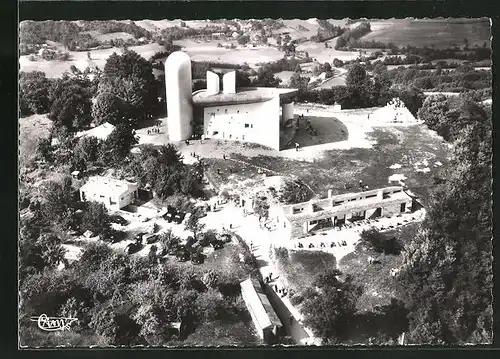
[
  {"x1": 283, "y1": 116, "x2": 349, "y2": 150},
  {"x1": 339, "y1": 299, "x2": 409, "y2": 344}
]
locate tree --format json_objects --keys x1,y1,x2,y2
[
  {"x1": 289, "y1": 73, "x2": 309, "y2": 91},
  {"x1": 77, "y1": 242, "x2": 114, "y2": 274},
  {"x1": 394, "y1": 86, "x2": 425, "y2": 117},
  {"x1": 345, "y1": 63, "x2": 369, "y2": 90},
  {"x1": 185, "y1": 207, "x2": 206, "y2": 240},
  {"x1": 280, "y1": 180, "x2": 311, "y2": 204},
  {"x1": 253, "y1": 196, "x2": 270, "y2": 220},
  {"x1": 72, "y1": 136, "x2": 102, "y2": 171},
  {"x1": 301, "y1": 268, "x2": 362, "y2": 342},
  {"x1": 39, "y1": 233, "x2": 66, "y2": 269},
  {"x1": 99, "y1": 51, "x2": 157, "y2": 122},
  {"x1": 252, "y1": 67, "x2": 282, "y2": 88},
  {"x1": 91, "y1": 92, "x2": 128, "y2": 126},
  {"x1": 101, "y1": 123, "x2": 139, "y2": 164},
  {"x1": 163, "y1": 35, "x2": 180, "y2": 52},
  {"x1": 36, "y1": 138, "x2": 53, "y2": 163},
  {"x1": 49, "y1": 76, "x2": 93, "y2": 132},
  {"x1": 399, "y1": 103, "x2": 492, "y2": 344},
  {"x1": 235, "y1": 70, "x2": 252, "y2": 87},
  {"x1": 41, "y1": 176, "x2": 76, "y2": 228},
  {"x1": 417, "y1": 95, "x2": 451, "y2": 139},
  {"x1": 81, "y1": 201, "x2": 111, "y2": 237},
  {"x1": 237, "y1": 35, "x2": 250, "y2": 45},
  {"x1": 344, "y1": 63, "x2": 375, "y2": 108},
  {"x1": 159, "y1": 229, "x2": 181, "y2": 255},
  {"x1": 201, "y1": 269, "x2": 219, "y2": 290},
  {"x1": 19, "y1": 71, "x2": 53, "y2": 116}
]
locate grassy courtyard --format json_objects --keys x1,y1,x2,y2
[
  {"x1": 338, "y1": 222, "x2": 420, "y2": 312},
  {"x1": 274, "y1": 249, "x2": 337, "y2": 295}
]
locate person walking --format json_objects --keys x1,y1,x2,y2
[{"x1": 295, "y1": 142, "x2": 300, "y2": 152}]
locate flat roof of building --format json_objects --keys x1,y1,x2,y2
[
  {"x1": 283, "y1": 186, "x2": 412, "y2": 223},
  {"x1": 80, "y1": 176, "x2": 138, "y2": 198},
  {"x1": 192, "y1": 87, "x2": 297, "y2": 107},
  {"x1": 240, "y1": 278, "x2": 282, "y2": 330},
  {"x1": 76, "y1": 122, "x2": 115, "y2": 141}
]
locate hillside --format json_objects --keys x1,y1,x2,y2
[{"x1": 361, "y1": 18, "x2": 491, "y2": 48}]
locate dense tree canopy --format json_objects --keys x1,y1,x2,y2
[
  {"x1": 399, "y1": 97, "x2": 492, "y2": 344},
  {"x1": 301, "y1": 268, "x2": 362, "y2": 343},
  {"x1": 91, "y1": 92, "x2": 129, "y2": 126},
  {"x1": 48, "y1": 75, "x2": 94, "y2": 132},
  {"x1": 19, "y1": 71, "x2": 53, "y2": 116},
  {"x1": 100, "y1": 123, "x2": 139, "y2": 165},
  {"x1": 81, "y1": 201, "x2": 111, "y2": 237},
  {"x1": 127, "y1": 144, "x2": 203, "y2": 199},
  {"x1": 99, "y1": 51, "x2": 158, "y2": 123}
]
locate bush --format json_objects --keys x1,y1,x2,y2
[
  {"x1": 274, "y1": 247, "x2": 289, "y2": 263},
  {"x1": 290, "y1": 293, "x2": 304, "y2": 306},
  {"x1": 360, "y1": 228, "x2": 402, "y2": 255}
]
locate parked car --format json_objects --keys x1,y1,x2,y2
[
  {"x1": 143, "y1": 233, "x2": 158, "y2": 244},
  {"x1": 176, "y1": 248, "x2": 190, "y2": 262},
  {"x1": 110, "y1": 214, "x2": 128, "y2": 226},
  {"x1": 134, "y1": 232, "x2": 146, "y2": 243},
  {"x1": 125, "y1": 242, "x2": 141, "y2": 255},
  {"x1": 109, "y1": 230, "x2": 126, "y2": 243},
  {"x1": 210, "y1": 240, "x2": 224, "y2": 250},
  {"x1": 174, "y1": 213, "x2": 186, "y2": 224},
  {"x1": 165, "y1": 212, "x2": 174, "y2": 223},
  {"x1": 190, "y1": 251, "x2": 205, "y2": 265}
]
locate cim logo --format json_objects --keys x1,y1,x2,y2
[{"x1": 30, "y1": 314, "x2": 78, "y2": 332}]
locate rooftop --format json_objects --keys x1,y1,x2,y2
[
  {"x1": 240, "y1": 278, "x2": 282, "y2": 330},
  {"x1": 282, "y1": 186, "x2": 412, "y2": 223},
  {"x1": 192, "y1": 87, "x2": 298, "y2": 106},
  {"x1": 80, "y1": 176, "x2": 138, "y2": 198},
  {"x1": 76, "y1": 122, "x2": 116, "y2": 141}
]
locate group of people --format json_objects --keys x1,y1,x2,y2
[
  {"x1": 147, "y1": 127, "x2": 161, "y2": 135},
  {"x1": 295, "y1": 240, "x2": 348, "y2": 249},
  {"x1": 264, "y1": 272, "x2": 273, "y2": 283},
  {"x1": 273, "y1": 284, "x2": 289, "y2": 298}
]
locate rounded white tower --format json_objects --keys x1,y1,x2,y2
[{"x1": 165, "y1": 51, "x2": 193, "y2": 141}]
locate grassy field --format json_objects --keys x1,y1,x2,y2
[
  {"x1": 19, "y1": 114, "x2": 52, "y2": 167},
  {"x1": 315, "y1": 74, "x2": 346, "y2": 89},
  {"x1": 275, "y1": 70, "x2": 296, "y2": 85},
  {"x1": 232, "y1": 124, "x2": 450, "y2": 203},
  {"x1": 19, "y1": 42, "x2": 164, "y2": 78},
  {"x1": 164, "y1": 240, "x2": 257, "y2": 282},
  {"x1": 276, "y1": 250, "x2": 337, "y2": 294},
  {"x1": 362, "y1": 18, "x2": 491, "y2": 48},
  {"x1": 338, "y1": 222, "x2": 419, "y2": 312},
  {"x1": 296, "y1": 40, "x2": 361, "y2": 63},
  {"x1": 176, "y1": 39, "x2": 283, "y2": 67},
  {"x1": 290, "y1": 116, "x2": 348, "y2": 149}
]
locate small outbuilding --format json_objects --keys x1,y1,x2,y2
[
  {"x1": 79, "y1": 176, "x2": 139, "y2": 211},
  {"x1": 240, "y1": 277, "x2": 283, "y2": 344}
]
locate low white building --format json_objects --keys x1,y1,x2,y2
[
  {"x1": 79, "y1": 176, "x2": 139, "y2": 211},
  {"x1": 76, "y1": 122, "x2": 116, "y2": 141}
]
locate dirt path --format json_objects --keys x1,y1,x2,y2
[{"x1": 200, "y1": 202, "x2": 321, "y2": 345}]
